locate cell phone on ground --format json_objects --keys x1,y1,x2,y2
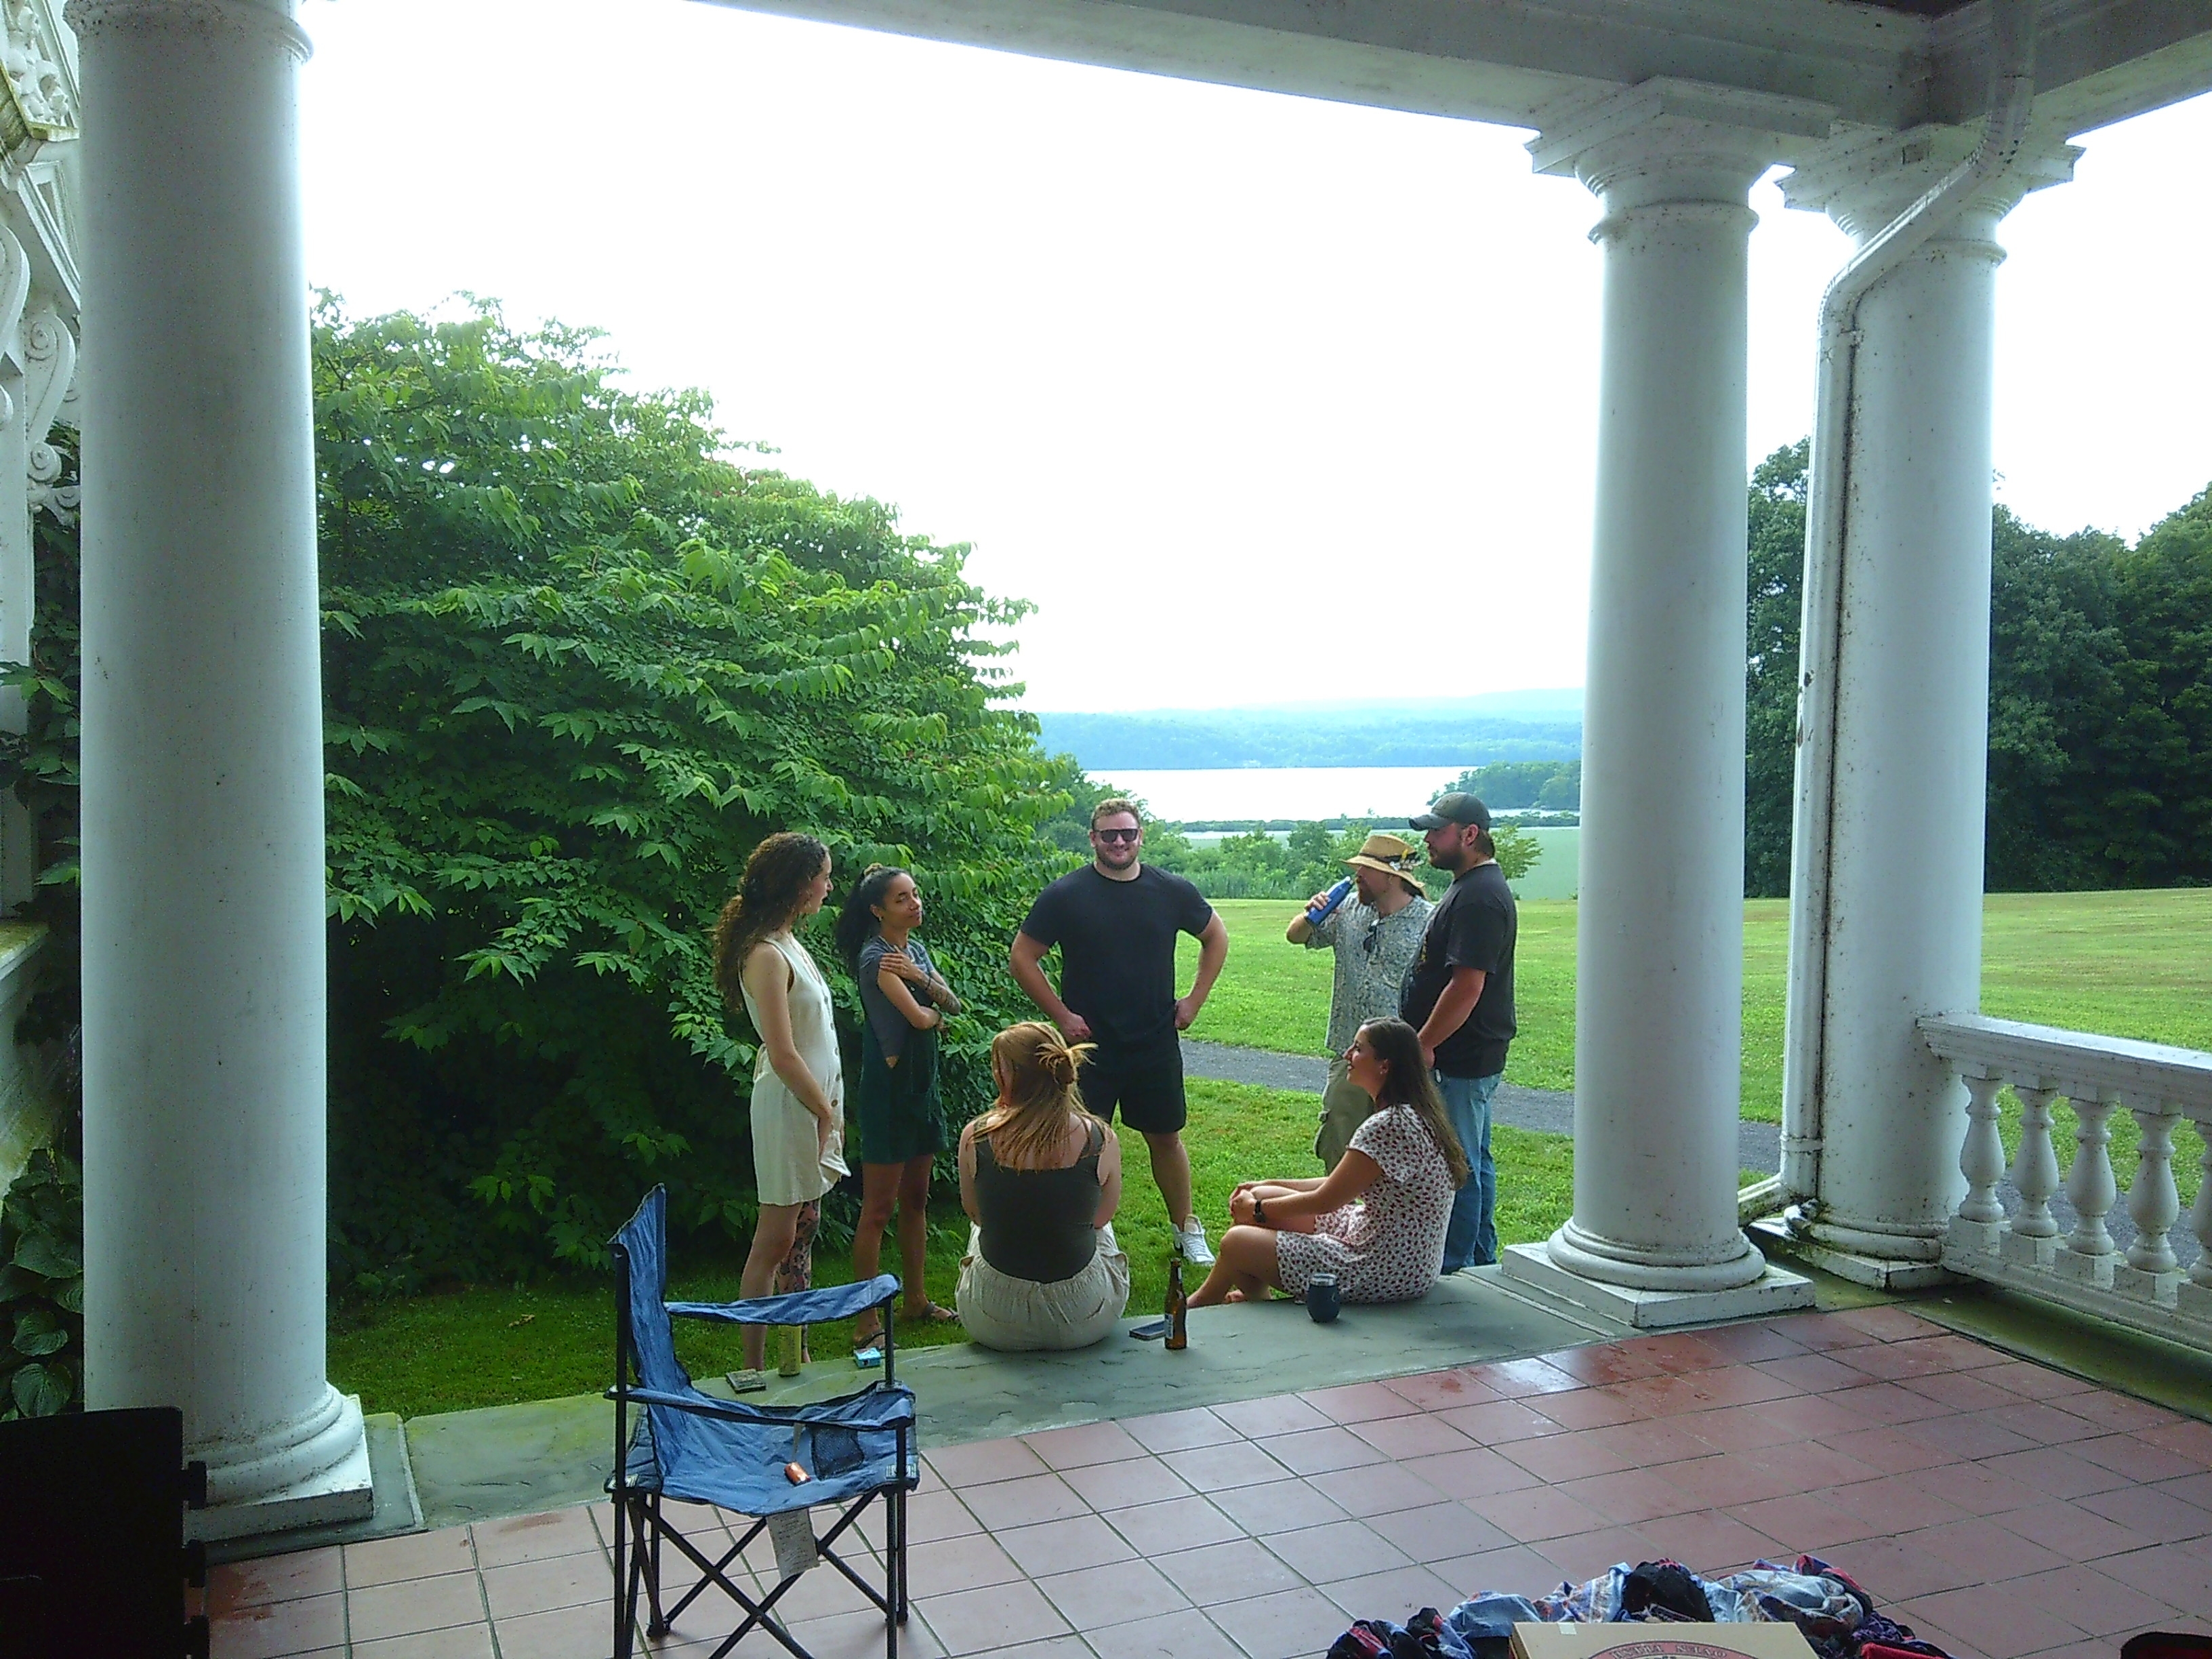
[{"x1": 1128, "y1": 1318, "x2": 1170, "y2": 1340}]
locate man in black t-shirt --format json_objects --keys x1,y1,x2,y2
[
  {"x1": 1399, "y1": 792, "x2": 1517, "y2": 1271},
  {"x1": 1012, "y1": 798, "x2": 1231, "y2": 1267}
]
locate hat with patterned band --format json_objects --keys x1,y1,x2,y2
[{"x1": 1345, "y1": 832, "x2": 1426, "y2": 893}]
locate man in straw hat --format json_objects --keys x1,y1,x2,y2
[{"x1": 1286, "y1": 831, "x2": 1433, "y2": 1168}]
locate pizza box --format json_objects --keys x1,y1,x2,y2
[{"x1": 1509, "y1": 1622, "x2": 1817, "y2": 1659}]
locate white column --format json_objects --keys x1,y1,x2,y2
[
  {"x1": 1502, "y1": 83, "x2": 1820, "y2": 1323},
  {"x1": 68, "y1": 0, "x2": 369, "y2": 1536},
  {"x1": 0, "y1": 231, "x2": 34, "y2": 915},
  {"x1": 1779, "y1": 131, "x2": 2075, "y2": 1276}
]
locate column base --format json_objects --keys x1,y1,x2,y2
[
  {"x1": 1747, "y1": 1218, "x2": 1960, "y2": 1291},
  {"x1": 1500, "y1": 1242, "x2": 1813, "y2": 1330},
  {"x1": 186, "y1": 1393, "x2": 374, "y2": 1542}
]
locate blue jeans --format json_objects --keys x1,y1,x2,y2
[{"x1": 1437, "y1": 1070, "x2": 1500, "y2": 1271}]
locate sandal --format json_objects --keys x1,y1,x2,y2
[{"x1": 903, "y1": 1301, "x2": 960, "y2": 1327}]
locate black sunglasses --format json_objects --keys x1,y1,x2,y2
[{"x1": 1094, "y1": 827, "x2": 1141, "y2": 843}]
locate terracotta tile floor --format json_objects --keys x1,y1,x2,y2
[{"x1": 210, "y1": 1307, "x2": 2212, "y2": 1659}]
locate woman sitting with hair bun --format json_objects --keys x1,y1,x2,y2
[{"x1": 956, "y1": 1021, "x2": 1131, "y2": 1351}]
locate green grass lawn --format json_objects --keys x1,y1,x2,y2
[
  {"x1": 335, "y1": 886, "x2": 2209, "y2": 1418},
  {"x1": 333, "y1": 1076, "x2": 1694, "y2": 1419},
  {"x1": 1182, "y1": 888, "x2": 2212, "y2": 1124}
]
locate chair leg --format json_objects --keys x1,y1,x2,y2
[
  {"x1": 893, "y1": 1483, "x2": 909, "y2": 1622},
  {"x1": 634, "y1": 1492, "x2": 670, "y2": 1639},
  {"x1": 884, "y1": 1486, "x2": 899, "y2": 1659},
  {"x1": 618, "y1": 1495, "x2": 650, "y2": 1659}
]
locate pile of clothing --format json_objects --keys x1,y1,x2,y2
[{"x1": 1327, "y1": 1556, "x2": 1952, "y2": 1659}]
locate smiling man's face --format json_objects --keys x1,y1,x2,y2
[{"x1": 1091, "y1": 812, "x2": 1142, "y2": 871}]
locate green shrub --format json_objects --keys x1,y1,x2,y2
[
  {"x1": 0, "y1": 1149, "x2": 83, "y2": 1417},
  {"x1": 5, "y1": 301, "x2": 1075, "y2": 1286}
]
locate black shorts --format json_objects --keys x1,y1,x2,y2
[{"x1": 1076, "y1": 1040, "x2": 1187, "y2": 1135}]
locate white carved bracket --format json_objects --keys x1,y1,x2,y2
[{"x1": 22, "y1": 302, "x2": 69, "y2": 472}]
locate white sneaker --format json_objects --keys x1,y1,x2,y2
[{"x1": 1175, "y1": 1218, "x2": 1215, "y2": 1268}]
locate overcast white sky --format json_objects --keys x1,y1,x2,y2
[{"x1": 297, "y1": 1, "x2": 2212, "y2": 714}]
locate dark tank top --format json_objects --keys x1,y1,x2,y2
[{"x1": 973, "y1": 1120, "x2": 1105, "y2": 1283}]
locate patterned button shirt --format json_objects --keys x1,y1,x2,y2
[{"x1": 1303, "y1": 893, "x2": 1434, "y2": 1052}]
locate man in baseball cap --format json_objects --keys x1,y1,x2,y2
[
  {"x1": 1286, "y1": 832, "x2": 1433, "y2": 1168},
  {"x1": 1399, "y1": 791, "x2": 1517, "y2": 1271}
]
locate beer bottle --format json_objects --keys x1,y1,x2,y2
[{"x1": 1164, "y1": 1255, "x2": 1188, "y2": 1351}]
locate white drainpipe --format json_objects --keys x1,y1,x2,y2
[{"x1": 1781, "y1": 0, "x2": 2041, "y2": 1204}]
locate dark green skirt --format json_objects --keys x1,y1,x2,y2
[{"x1": 855, "y1": 1023, "x2": 945, "y2": 1166}]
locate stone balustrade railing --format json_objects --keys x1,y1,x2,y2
[{"x1": 1921, "y1": 1012, "x2": 2212, "y2": 1349}]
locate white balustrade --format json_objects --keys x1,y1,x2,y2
[
  {"x1": 1919, "y1": 1012, "x2": 2212, "y2": 1350},
  {"x1": 2060, "y1": 1094, "x2": 2118, "y2": 1282}
]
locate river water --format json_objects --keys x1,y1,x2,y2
[{"x1": 1100, "y1": 764, "x2": 1473, "y2": 823}]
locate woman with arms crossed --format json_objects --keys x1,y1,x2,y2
[
  {"x1": 1187, "y1": 1017, "x2": 1467, "y2": 1308},
  {"x1": 712, "y1": 832, "x2": 845, "y2": 1377},
  {"x1": 835, "y1": 865, "x2": 963, "y2": 1349}
]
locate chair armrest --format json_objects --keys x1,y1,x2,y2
[
  {"x1": 666, "y1": 1273, "x2": 899, "y2": 1328},
  {"x1": 608, "y1": 1382, "x2": 916, "y2": 1431}
]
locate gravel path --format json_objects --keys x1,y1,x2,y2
[{"x1": 1181, "y1": 1038, "x2": 1784, "y2": 1174}]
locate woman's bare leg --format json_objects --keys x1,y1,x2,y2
[
  {"x1": 896, "y1": 1154, "x2": 935, "y2": 1317},
  {"x1": 775, "y1": 1202, "x2": 821, "y2": 1363},
  {"x1": 1186, "y1": 1225, "x2": 1284, "y2": 1307},
  {"x1": 740, "y1": 1202, "x2": 804, "y2": 1370},
  {"x1": 851, "y1": 1164, "x2": 902, "y2": 1342}
]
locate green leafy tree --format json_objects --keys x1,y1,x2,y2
[
  {"x1": 1988, "y1": 487, "x2": 2211, "y2": 889},
  {"x1": 7, "y1": 302, "x2": 1073, "y2": 1282},
  {"x1": 1445, "y1": 760, "x2": 1578, "y2": 811},
  {"x1": 1743, "y1": 439, "x2": 1809, "y2": 898},
  {"x1": 1984, "y1": 509, "x2": 2126, "y2": 889}
]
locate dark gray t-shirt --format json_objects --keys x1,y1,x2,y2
[
  {"x1": 856, "y1": 935, "x2": 937, "y2": 1061},
  {"x1": 1399, "y1": 861, "x2": 1517, "y2": 1078},
  {"x1": 1019, "y1": 865, "x2": 1214, "y2": 1054}
]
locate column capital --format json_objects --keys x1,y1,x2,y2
[
  {"x1": 1528, "y1": 77, "x2": 1833, "y2": 212},
  {"x1": 64, "y1": 0, "x2": 310, "y2": 62},
  {"x1": 1780, "y1": 123, "x2": 2080, "y2": 242}
]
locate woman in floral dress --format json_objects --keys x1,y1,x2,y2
[{"x1": 1187, "y1": 1018, "x2": 1467, "y2": 1307}]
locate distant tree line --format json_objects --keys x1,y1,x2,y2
[
  {"x1": 1444, "y1": 759, "x2": 1580, "y2": 811},
  {"x1": 1744, "y1": 441, "x2": 2212, "y2": 897},
  {"x1": 1036, "y1": 772, "x2": 1539, "y2": 901},
  {"x1": 1033, "y1": 706, "x2": 1580, "y2": 771}
]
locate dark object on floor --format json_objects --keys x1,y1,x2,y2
[
  {"x1": 0, "y1": 1406, "x2": 209, "y2": 1659},
  {"x1": 1623, "y1": 1559, "x2": 1712, "y2": 1620},
  {"x1": 609, "y1": 1186, "x2": 919, "y2": 1659},
  {"x1": 2123, "y1": 1639, "x2": 2212, "y2": 1658},
  {"x1": 1327, "y1": 1607, "x2": 1472, "y2": 1659},
  {"x1": 1307, "y1": 1272, "x2": 1343, "y2": 1323}
]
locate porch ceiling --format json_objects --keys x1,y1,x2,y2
[{"x1": 696, "y1": 0, "x2": 2212, "y2": 149}]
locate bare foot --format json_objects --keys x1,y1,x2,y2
[{"x1": 1224, "y1": 1288, "x2": 1248, "y2": 1303}]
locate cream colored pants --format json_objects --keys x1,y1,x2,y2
[{"x1": 956, "y1": 1223, "x2": 1130, "y2": 1352}]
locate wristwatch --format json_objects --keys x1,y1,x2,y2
[{"x1": 1252, "y1": 1194, "x2": 1269, "y2": 1227}]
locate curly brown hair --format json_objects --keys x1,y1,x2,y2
[{"x1": 711, "y1": 832, "x2": 830, "y2": 1012}]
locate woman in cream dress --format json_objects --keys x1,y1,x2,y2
[{"x1": 713, "y1": 832, "x2": 845, "y2": 1375}]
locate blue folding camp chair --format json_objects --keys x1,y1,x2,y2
[{"x1": 609, "y1": 1187, "x2": 919, "y2": 1659}]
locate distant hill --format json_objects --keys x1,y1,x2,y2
[{"x1": 1034, "y1": 691, "x2": 1584, "y2": 770}]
